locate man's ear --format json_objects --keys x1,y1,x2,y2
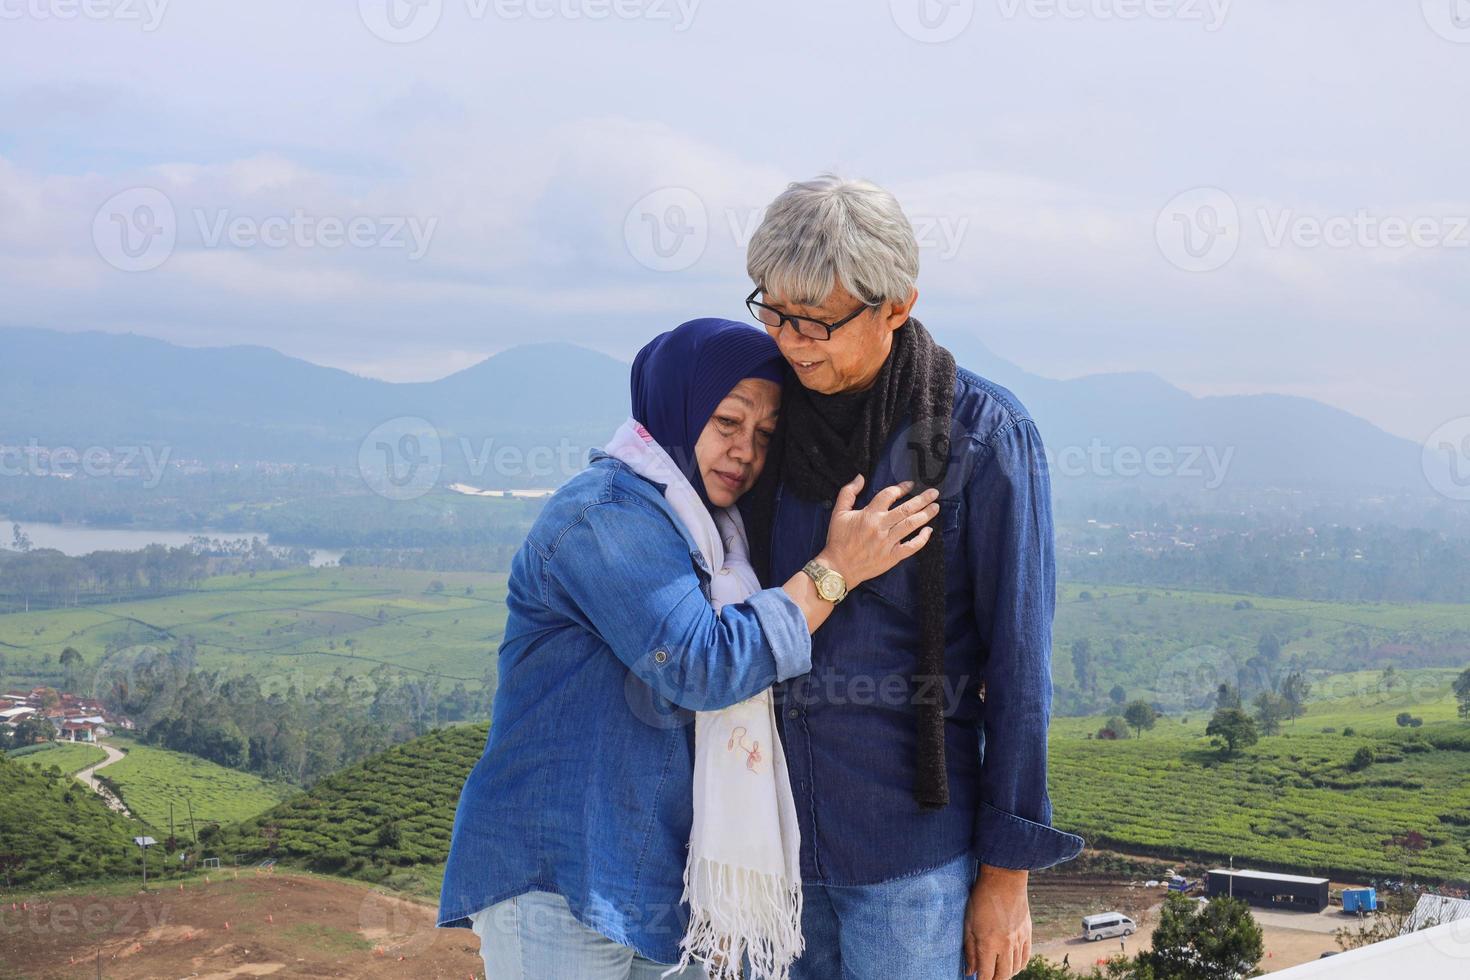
[{"x1": 884, "y1": 287, "x2": 918, "y2": 331}]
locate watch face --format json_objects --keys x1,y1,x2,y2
[{"x1": 818, "y1": 574, "x2": 844, "y2": 601}]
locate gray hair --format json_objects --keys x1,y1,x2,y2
[{"x1": 746, "y1": 174, "x2": 919, "y2": 309}]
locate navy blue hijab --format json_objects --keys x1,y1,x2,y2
[{"x1": 630, "y1": 318, "x2": 785, "y2": 507}]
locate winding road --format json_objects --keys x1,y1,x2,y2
[{"x1": 73, "y1": 740, "x2": 132, "y2": 818}]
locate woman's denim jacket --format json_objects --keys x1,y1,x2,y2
[{"x1": 436, "y1": 453, "x2": 812, "y2": 963}]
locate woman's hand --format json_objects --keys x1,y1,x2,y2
[{"x1": 817, "y1": 474, "x2": 940, "y2": 589}]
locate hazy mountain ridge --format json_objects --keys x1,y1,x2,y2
[{"x1": 0, "y1": 325, "x2": 1436, "y2": 495}]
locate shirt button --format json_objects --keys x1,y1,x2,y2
[
  {"x1": 787, "y1": 708, "x2": 799, "y2": 719},
  {"x1": 653, "y1": 650, "x2": 668, "y2": 664}
]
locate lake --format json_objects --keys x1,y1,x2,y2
[{"x1": 0, "y1": 516, "x2": 343, "y2": 567}]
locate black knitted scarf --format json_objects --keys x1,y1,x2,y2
[{"x1": 746, "y1": 317, "x2": 957, "y2": 810}]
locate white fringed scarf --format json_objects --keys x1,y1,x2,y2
[{"x1": 604, "y1": 419, "x2": 803, "y2": 980}]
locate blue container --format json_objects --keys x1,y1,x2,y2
[{"x1": 1342, "y1": 887, "x2": 1377, "y2": 912}]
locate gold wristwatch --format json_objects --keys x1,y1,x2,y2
[{"x1": 802, "y1": 559, "x2": 848, "y2": 604}]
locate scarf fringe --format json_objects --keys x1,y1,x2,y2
[{"x1": 664, "y1": 855, "x2": 804, "y2": 980}]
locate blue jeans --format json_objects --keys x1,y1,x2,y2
[
  {"x1": 471, "y1": 890, "x2": 708, "y2": 979},
  {"x1": 789, "y1": 852, "x2": 979, "y2": 980}
]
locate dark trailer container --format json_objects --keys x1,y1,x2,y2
[{"x1": 1205, "y1": 869, "x2": 1330, "y2": 912}]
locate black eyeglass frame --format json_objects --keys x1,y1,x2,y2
[{"x1": 745, "y1": 287, "x2": 877, "y2": 341}]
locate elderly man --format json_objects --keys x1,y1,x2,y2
[{"x1": 738, "y1": 175, "x2": 1084, "y2": 980}]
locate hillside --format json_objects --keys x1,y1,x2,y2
[
  {"x1": 11, "y1": 740, "x2": 107, "y2": 776},
  {"x1": 1, "y1": 869, "x2": 487, "y2": 979},
  {"x1": 0, "y1": 565, "x2": 508, "y2": 697},
  {"x1": 101, "y1": 736, "x2": 298, "y2": 831},
  {"x1": 1049, "y1": 714, "x2": 1470, "y2": 884},
  {"x1": 214, "y1": 722, "x2": 486, "y2": 882},
  {"x1": 1051, "y1": 582, "x2": 1470, "y2": 715},
  {"x1": 0, "y1": 752, "x2": 154, "y2": 889}
]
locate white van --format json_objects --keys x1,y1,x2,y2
[{"x1": 1082, "y1": 912, "x2": 1136, "y2": 941}]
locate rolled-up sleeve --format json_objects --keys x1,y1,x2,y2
[
  {"x1": 548, "y1": 493, "x2": 812, "y2": 712},
  {"x1": 966, "y1": 418, "x2": 1085, "y2": 870}
]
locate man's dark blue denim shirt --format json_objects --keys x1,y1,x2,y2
[{"x1": 757, "y1": 366, "x2": 1084, "y2": 885}]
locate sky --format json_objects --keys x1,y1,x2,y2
[{"x1": 1, "y1": 0, "x2": 1466, "y2": 443}]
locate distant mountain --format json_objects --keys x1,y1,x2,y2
[
  {"x1": 939, "y1": 333, "x2": 1434, "y2": 494},
  {"x1": 0, "y1": 325, "x2": 1438, "y2": 495},
  {"x1": 2, "y1": 327, "x2": 626, "y2": 485}
]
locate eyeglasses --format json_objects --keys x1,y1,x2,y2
[{"x1": 745, "y1": 287, "x2": 876, "y2": 341}]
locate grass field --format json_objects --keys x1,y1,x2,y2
[
  {"x1": 9, "y1": 740, "x2": 108, "y2": 775},
  {"x1": 6, "y1": 573, "x2": 1470, "y2": 889},
  {"x1": 1049, "y1": 669, "x2": 1470, "y2": 882},
  {"x1": 101, "y1": 735, "x2": 298, "y2": 832},
  {"x1": 0, "y1": 565, "x2": 508, "y2": 694},
  {"x1": 1051, "y1": 582, "x2": 1470, "y2": 714},
  {"x1": 5, "y1": 573, "x2": 1465, "y2": 712}
]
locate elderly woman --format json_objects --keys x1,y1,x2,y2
[{"x1": 437, "y1": 318, "x2": 940, "y2": 980}]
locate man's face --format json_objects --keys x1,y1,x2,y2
[{"x1": 760, "y1": 281, "x2": 914, "y2": 395}]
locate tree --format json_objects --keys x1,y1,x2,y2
[
  {"x1": 1017, "y1": 955, "x2": 1154, "y2": 979},
  {"x1": 1215, "y1": 683, "x2": 1242, "y2": 711},
  {"x1": 1206, "y1": 707, "x2": 1258, "y2": 758},
  {"x1": 1109, "y1": 684, "x2": 1127, "y2": 706},
  {"x1": 1072, "y1": 638, "x2": 1097, "y2": 696},
  {"x1": 1100, "y1": 715, "x2": 1130, "y2": 740},
  {"x1": 1124, "y1": 700, "x2": 1159, "y2": 738},
  {"x1": 1246, "y1": 633, "x2": 1283, "y2": 692},
  {"x1": 10, "y1": 715, "x2": 55, "y2": 747},
  {"x1": 59, "y1": 646, "x2": 84, "y2": 691},
  {"x1": 0, "y1": 853, "x2": 25, "y2": 889},
  {"x1": 1257, "y1": 633, "x2": 1281, "y2": 661},
  {"x1": 1136, "y1": 893, "x2": 1264, "y2": 980},
  {"x1": 1280, "y1": 670, "x2": 1311, "y2": 721},
  {"x1": 1453, "y1": 667, "x2": 1470, "y2": 721},
  {"x1": 1252, "y1": 691, "x2": 1290, "y2": 736}
]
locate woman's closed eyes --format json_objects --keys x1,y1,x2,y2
[{"x1": 714, "y1": 415, "x2": 775, "y2": 444}]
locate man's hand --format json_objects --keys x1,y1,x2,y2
[{"x1": 963, "y1": 864, "x2": 1031, "y2": 980}]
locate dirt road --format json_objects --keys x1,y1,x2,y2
[{"x1": 73, "y1": 740, "x2": 131, "y2": 817}]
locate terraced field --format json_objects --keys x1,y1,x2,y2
[
  {"x1": 99, "y1": 735, "x2": 298, "y2": 831},
  {"x1": 1053, "y1": 583, "x2": 1470, "y2": 712},
  {"x1": 0, "y1": 565, "x2": 509, "y2": 694},
  {"x1": 10, "y1": 740, "x2": 107, "y2": 775},
  {"x1": 1049, "y1": 672, "x2": 1470, "y2": 882}
]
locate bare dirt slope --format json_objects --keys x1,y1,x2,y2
[{"x1": 2, "y1": 870, "x2": 485, "y2": 979}]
